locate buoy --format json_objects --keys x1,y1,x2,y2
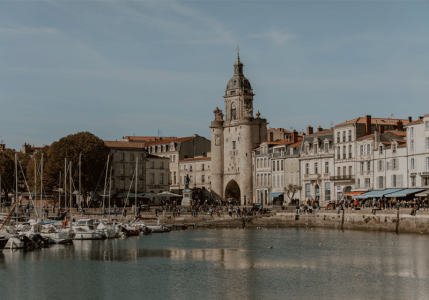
[
  {"x1": 368, "y1": 244, "x2": 371, "y2": 246},
  {"x1": 268, "y1": 246, "x2": 273, "y2": 249}
]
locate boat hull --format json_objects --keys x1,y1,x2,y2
[
  {"x1": 73, "y1": 232, "x2": 103, "y2": 240},
  {"x1": 0, "y1": 237, "x2": 9, "y2": 252}
]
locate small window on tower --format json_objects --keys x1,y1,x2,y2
[{"x1": 233, "y1": 141, "x2": 236, "y2": 150}]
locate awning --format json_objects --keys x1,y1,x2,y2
[
  {"x1": 416, "y1": 190, "x2": 429, "y2": 197},
  {"x1": 385, "y1": 188, "x2": 427, "y2": 198},
  {"x1": 355, "y1": 189, "x2": 405, "y2": 199},
  {"x1": 344, "y1": 191, "x2": 366, "y2": 197},
  {"x1": 268, "y1": 192, "x2": 283, "y2": 198}
]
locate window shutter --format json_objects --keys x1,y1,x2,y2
[
  {"x1": 376, "y1": 178, "x2": 379, "y2": 189},
  {"x1": 409, "y1": 159, "x2": 412, "y2": 171},
  {"x1": 391, "y1": 175, "x2": 394, "y2": 187}
]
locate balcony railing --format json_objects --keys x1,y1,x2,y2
[{"x1": 330, "y1": 175, "x2": 355, "y2": 181}]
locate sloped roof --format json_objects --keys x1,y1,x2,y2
[
  {"x1": 336, "y1": 117, "x2": 409, "y2": 127},
  {"x1": 356, "y1": 134, "x2": 375, "y2": 141},
  {"x1": 179, "y1": 157, "x2": 211, "y2": 162},
  {"x1": 104, "y1": 141, "x2": 146, "y2": 148},
  {"x1": 288, "y1": 141, "x2": 302, "y2": 148},
  {"x1": 384, "y1": 130, "x2": 407, "y2": 137},
  {"x1": 307, "y1": 130, "x2": 334, "y2": 136},
  {"x1": 404, "y1": 119, "x2": 424, "y2": 126}
]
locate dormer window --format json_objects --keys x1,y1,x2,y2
[
  {"x1": 379, "y1": 146, "x2": 383, "y2": 154},
  {"x1": 392, "y1": 143, "x2": 397, "y2": 152}
]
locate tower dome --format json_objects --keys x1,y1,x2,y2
[{"x1": 225, "y1": 54, "x2": 252, "y2": 92}]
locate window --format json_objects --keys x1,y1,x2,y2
[
  {"x1": 410, "y1": 140, "x2": 415, "y2": 152},
  {"x1": 337, "y1": 147, "x2": 340, "y2": 159},
  {"x1": 139, "y1": 179, "x2": 143, "y2": 187},
  {"x1": 233, "y1": 141, "x2": 236, "y2": 150},
  {"x1": 360, "y1": 161, "x2": 364, "y2": 173},
  {"x1": 150, "y1": 162, "x2": 154, "y2": 169},
  {"x1": 377, "y1": 176, "x2": 384, "y2": 189},
  {"x1": 411, "y1": 176, "x2": 416, "y2": 187},
  {"x1": 343, "y1": 166, "x2": 346, "y2": 176},
  {"x1": 342, "y1": 131, "x2": 346, "y2": 142},
  {"x1": 365, "y1": 178, "x2": 371, "y2": 188},
  {"x1": 337, "y1": 132, "x2": 340, "y2": 143},
  {"x1": 325, "y1": 183, "x2": 331, "y2": 201},
  {"x1": 337, "y1": 167, "x2": 341, "y2": 176},
  {"x1": 325, "y1": 144, "x2": 329, "y2": 152},
  {"x1": 202, "y1": 164, "x2": 205, "y2": 171},
  {"x1": 314, "y1": 163, "x2": 318, "y2": 174},
  {"x1": 130, "y1": 153, "x2": 134, "y2": 161},
  {"x1": 281, "y1": 160, "x2": 284, "y2": 171},
  {"x1": 348, "y1": 130, "x2": 352, "y2": 141},
  {"x1": 423, "y1": 177, "x2": 429, "y2": 187},
  {"x1": 120, "y1": 164, "x2": 125, "y2": 175},
  {"x1": 392, "y1": 143, "x2": 397, "y2": 152},
  {"x1": 273, "y1": 162, "x2": 276, "y2": 172},
  {"x1": 305, "y1": 163, "x2": 309, "y2": 175},
  {"x1": 202, "y1": 175, "x2": 205, "y2": 183},
  {"x1": 343, "y1": 146, "x2": 346, "y2": 159},
  {"x1": 150, "y1": 173, "x2": 155, "y2": 184},
  {"x1": 160, "y1": 162, "x2": 164, "y2": 169},
  {"x1": 378, "y1": 160, "x2": 383, "y2": 171},
  {"x1": 367, "y1": 161, "x2": 371, "y2": 172},
  {"x1": 360, "y1": 145, "x2": 364, "y2": 156},
  {"x1": 190, "y1": 176, "x2": 193, "y2": 184},
  {"x1": 306, "y1": 146, "x2": 309, "y2": 154},
  {"x1": 170, "y1": 156, "x2": 172, "y2": 163},
  {"x1": 367, "y1": 144, "x2": 371, "y2": 155},
  {"x1": 410, "y1": 127, "x2": 415, "y2": 138},
  {"x1": 190, "y1": 165, "x2": 193, "y2": 172},
  {"x1": 140, "y1": 154, "x2": 144, "y2": 161},
  {"x1": 184, "y1": 165, "x2": 187, "y2": 171},
  {"x1": 349, "y1": 166, "x2": 352, "y2": 176},
  {"x1": 120, "y1": 153, "x2": 125, "y2": 161},
  {"x1": 173, "y1": 155, "x2": 176, "y2": 163},
  {"x1": 427, "y1": 138, "x2": 429, "y2": 150},
  {"x1": 305, "y1": 184, "x2": 311, "y2": 199},
  {"x1": 140, "y1": 166, "x2": 143, "y2": 175},
  {"x1": 392, "y1": 174, "x2": 403, "y2": 188},
  {"x1": 277, "y1": 161, "x2": 280, "y2": 171},
  {"x1": 426, "y1": 121, "x2": 429, "y2": 130},
  {"x1": 325, "y1": 162, "x2": 329, "y2": 174},
  {"x1": 379, "y1": 146, "x2": 383, "y2": 154},
  {"x1": 349, "y1": 145, "x2": 352, "y2": 158},
  {"x1": 393, "y1": 159, "x2": 398, "y2": 170},
  {"x1": 174, "y1": 172, "x2": 176, "y2": 184},
  {"x1": 356, "y1": 178, "x2": 360, "y2": 188}
]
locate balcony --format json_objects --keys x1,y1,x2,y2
[
  {"x1": 303, "y1": 174, "x2": 321, "y2": 181},
  {"x1": 330, "y1": 175, "x2": 355, "y2": 181}
]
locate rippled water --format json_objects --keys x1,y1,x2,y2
[{"x1": 1, "y1": 228, "x2": 429, "y2": 300}]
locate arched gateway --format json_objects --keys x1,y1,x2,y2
[{"x1": 225, "y1": 180, "x2": 241, "y2": 201}]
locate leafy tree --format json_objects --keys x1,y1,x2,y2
[
  {"x1": 283, "y1": 184, "x2": 302, "y2": 204},
  {"x1": 0, "y1": 149, "x2": 15, "y2": 204},
  {"x1": 43, "y1": 132, "x2": 110, "y2": 201}
]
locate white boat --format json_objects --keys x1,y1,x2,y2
[
  {"x1": 96, "y1": 220, "x2": 117, "y2": 239},
  {"x1": 40, "y1": 224, "x2": 74, "y2": 244},
  {"x1": 72, "y1": 219, "x2": 103, "y2": 240}
]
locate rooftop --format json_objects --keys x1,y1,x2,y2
[
  {"x1": 179, "y1": 157, "x2": 211, "y2": 162},
  {"x1": 336, "y1": 117, "x2": 409, "y2": 127}
]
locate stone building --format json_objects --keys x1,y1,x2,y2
[
  {"x1": 299, "y1": 128, "x2": 335, "y2": 205},
  {"x1": 210, "y1": 54, "x2": 268, "y2": 204},
  {"x1": 178, "y1": 156, "x2": 212, "y2": 200},
  {"x1": 120, "y1": 135, "x2": 211, "y2": 194},
  {"x1": 405, "y1": 116, "x2": 429, "y2": 190},
  {"x1": 104, "y1": 141, "x2": 170, "y2": 196},
  {"x1": 333, "y1": 115, "x2": 408, "y2": 197},
  {"x1": 253, "y1": 141, "x2": 279, "y2": 204}
]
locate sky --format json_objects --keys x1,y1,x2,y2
[{"x1": 1, "y1": 0, "x2": 429, "y2": 151}]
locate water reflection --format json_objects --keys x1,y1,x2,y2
[{"x1": 1, "y1": 228, "x2": 429, "y2": 300}]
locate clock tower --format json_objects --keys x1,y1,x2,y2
[{"x1": 210, "y1": 54, "x2": 268, "y2": 204}]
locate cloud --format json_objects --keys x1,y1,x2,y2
[
  {"x1": 249, "y1": 29, "x2": 294, "y2": 46},
  {"x1": 0, "y1": 27, "x2": 59, "y2": 35}
]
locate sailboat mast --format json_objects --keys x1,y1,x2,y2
[
  {"x1": 64, "y1": 159, "x2": 67, "y2": 210},
  {"x1": 79, "y1": 154, "x2": 81, "y2": 213},
  {"x1": 108, "y1": 166, "x2": 112, "y2": 220},
  {"x1": 103, "y1": 155, "x2": 110, "y2": 213},
  {"x1": 40, "y1": 153, "x2": 43, "y2": 220},
  {"x1": 69, "y1": 162, "x2": 72, "y2": 219},
  {"x1": 34, "y1": 159, "x2": 37, "y2": 208},
  {"x1": 59, "y1": 171, "x2": 61, "y2": 209},
  {"x1": 135, "y1": 157, "x2": 138, "y2": 216},
  {"x1": 15, "y1": 154, "x2": 18, "y2": 222}
]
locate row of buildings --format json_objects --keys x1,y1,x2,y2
[{"x1": 7, "y1": 55, "x2": 429, "y2": 206}]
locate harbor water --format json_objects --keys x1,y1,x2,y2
[{"x1": 1, "y1": 228, "x2": 429, "y2": 300}]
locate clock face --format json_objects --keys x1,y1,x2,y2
[{"x1": 231, "y1": 102, "x2": 236, "y2": 109}]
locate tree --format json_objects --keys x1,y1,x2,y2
[
  {"x1": 284, "y1": 184, "x2": 302, "y2": 204},
  {"x1": 0, "y1": 149, "x2": 15, "y2": 204},
  {"x1": 43, "y1": 132, "x2": 110, "y2": 200}
]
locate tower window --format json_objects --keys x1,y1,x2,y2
[{"x1": 233, "y1": 141, "x2": 236, "y2": 150}]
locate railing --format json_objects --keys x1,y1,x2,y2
[{"x1": 330, "y1": 175, "x2": 355, "y2": 181}]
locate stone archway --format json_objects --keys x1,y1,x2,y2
[{"x1": 225, "y1": 180, "x2": 241, "y2": 202}]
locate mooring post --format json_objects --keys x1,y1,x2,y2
[{"x1": 396, "y1": 209, "x2": 400, "y2": 233}]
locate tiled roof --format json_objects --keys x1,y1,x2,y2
[
  {"x1": 253, "y1": 141, "x2": 280, "y2": 151},
  {"x1": 104, "y1": 141, "x2": 146, "y2": 148},
  {"x1": 143, "y1": 136, "x2": 195, "y2": 147},
  {"x1": 288, "y1": 141, "x2": 302, "y2": 148},
  {"x1": 404, "y1": 119, "x2": 424, "y2": 125},
  {"x1": 179, "y1": 157, "x2": 211, "y2": 162},
  {"x1": 356, "y1": 134, "x2": 375, "y2": 141},
  {"x1": 307, "y1": 130, "x2": 334, "y2": 136},
  {"x1": 268, "y1": 128, "x2": 292, "y2": 134},
  {"x1": 125, "y1": 136, "x2": 165, "y2": 142},
  {"x1": 384, "y1": 130, "x2": 407, "y2": 137},
  {"x1": 336, "y1": 117, "x2": 409, "y2": 127}
]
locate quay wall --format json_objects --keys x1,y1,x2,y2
[{"x1": 168, "y1": 210, "x2": 429, "y2": 234}]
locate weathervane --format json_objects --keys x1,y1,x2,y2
[{"x1": 236, "y1": 44, "x2": 240, "y2": 57}]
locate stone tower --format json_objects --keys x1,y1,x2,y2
[{"x1": 210, "y1": 54, "x2": 268, "y2": 205}]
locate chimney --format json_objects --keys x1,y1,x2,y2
[
  {"x1": 0, "y1": 144, "x2": 4, "y2": 151},
  {"x1": 408, "y1": 116, "x2": 412, "y2": 122},
  {"x1": 396, "y1": 121, "x2": 403, "y2": 131},
  {"x1": 292, "y1": 130, "x2": 298, "y2": 143},
  {"x1": 419, "y1": 116, "x2": 424, "y2": 120},
  {"x1": 307, "y1": 126, "x2": 313, "y2": 135},
  {"x1": 379, "y1": 125, "x2": 384, "y2": 135},
  {"x1": 317, "y1": 126, "x2": 323, "y2": 132},
  {"x1": 365, "y1": 115, "x2": 371, "y2": 136}
]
